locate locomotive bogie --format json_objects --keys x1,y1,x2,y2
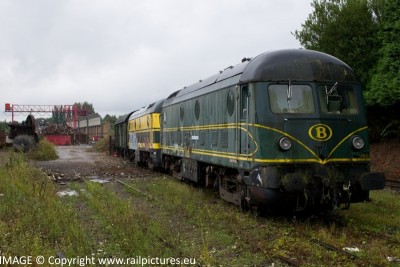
[{"x1": 242, "y1": 163, "x2": 384, "y2": 211}]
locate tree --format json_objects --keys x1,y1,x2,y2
[
  {"x1": 294, "y1": 0, "x2": 381, "y2": 87},
  {"x1": 366, "y1": 0, "x2": 400, "y2": 106},
  {"x1": 51, "y1": 105, "x2": 67, "y2": 124},
  {"x1": 50, "y1": 102, "x2": 95, "y2": 124},
  {"x1": 103, "y1": 114, "x2": 117, "y2": 126},
  {"x1": 0, "y1": 121, "x2": 10, "y2": 131},
  {"x1": 74, "y1": 102, "x2": 95, "y2": 116},
  {"x1": 102, "y1": 114, "x2": 117, "y2": 135}
]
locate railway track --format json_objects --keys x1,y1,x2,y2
[
  {"x1": 115, "y1": 179, "x2": 206, "y2": 267},
  {"x1": 251, "y1": 226, "x2": 375, "y2": 267},
  {"x1": 384, "y1": 179, "x2": 400, "y2": 191},
  {"x1": 116, "y1": 178, "x2": 296, "y2": 266},
  {"x1": 113, "y1": 174, "x2": 397, "y2": 266}
]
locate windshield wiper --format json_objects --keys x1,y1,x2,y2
[
  {"x1": 287, "y1": 80, "x2": 292, "y2": 102},
  {"x1": 325, "y1": 82, "x2": 342, "y2": 109},
  {"x1": 326, "y1": 82, "x2": 338, "y2": 96}
]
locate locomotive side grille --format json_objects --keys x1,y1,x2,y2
[
  {"x1": 211, "y1": 130, "x2": 218, "y2": 147},
  {"x1": 221, "y1": 129, "x2": 228, "y2": 148}
]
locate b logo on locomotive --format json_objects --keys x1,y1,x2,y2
[{"x1": 308, "y1": 124, "x2": 333, "y2": 141}]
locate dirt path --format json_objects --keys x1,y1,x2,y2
[
  {"x1": 34, "y1": 145, "x2": 153, "y2": 182},
  {"x1": 52, "y1": 145, "x2": 98, "y2": 162}
]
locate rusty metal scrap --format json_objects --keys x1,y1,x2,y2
[{"x1": 41, "y1": 124, "x2": 81, "y2": 135}]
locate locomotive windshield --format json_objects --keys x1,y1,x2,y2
[
  {"x1": 267, "y1": 83, "x2": 359, "y2": 115},
  {"x1": 268, "y1": 84, "x2": 314, "y2": 114},
  {"x1": 318, "y1": 84, "x2": 359, "y2": 114}
]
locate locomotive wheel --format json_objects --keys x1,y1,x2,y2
[
  {"x1": 147, "y1": 158, "x2": 154, "y2": 170},
  {"x1": 171, "y1": 170, "x2": 182, "y2": 180},
  {"x1": 342, "y1": 190, "x2": 351, "y2": 210}
]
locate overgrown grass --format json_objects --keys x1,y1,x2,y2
[
  {"x1": 117, "y1": 178, "x2": 276, "y2": 266},
  {"x1": 344, "y1": 191, "x2": 400, "y2": 233},
  {"x1": 338, "y1": 191, "x2": 400, "y2": 265},
  {"x1": 74, "y1": 182, "x2": 177, "y2": 257},
  {"x1": 27, "y1": 139, "x2": 58, "y2": 160},
  {"x1": 0, "y1": 152, "x2": 91, "y2": 257},
  {"x1": 114, "y1": 178, "x2": 400, "y2": 266},
  {"x1": 1, "y1": 149, "x2": 399, "y2": 266}
]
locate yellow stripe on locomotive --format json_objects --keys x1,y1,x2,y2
[{"x1": 127, "y1": 100, "x2": 164, "y2": 169}]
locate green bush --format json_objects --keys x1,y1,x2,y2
[
  {"x1": 28, "y1": 139, "x2": 58, "y2": 160},
  {"x1": 92, "y1": 136, "x2": 110, "y2": 152}
]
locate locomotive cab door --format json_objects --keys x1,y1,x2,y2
[{"x1": 239, "y1": 85, "x2": 250, "y2": 156}]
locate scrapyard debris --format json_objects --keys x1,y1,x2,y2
[
  {"x1": 41, "y1": 123, "x2": 81, "y2": 135},
  {"x1": 44, "y1": 170, "x2": 84, "y2": 183},
  {"x1": 342, "y1": 247, "x2": 360, "y2": 252},
  {"x1": 8, "y1": 115, "x2": 39, "y2": 151},
  {"x1": 387, "y1": 256, "x2": 400, "y2": 262},
  {"x1": 13, "y1": 135, "x2": 37, "y2": 152},
  {"x1": 89, "y1": 178, "x2": 112, "y2": 184},
  {"x1": 57, "y1": 189, "x2": 78, "y2": 197}
]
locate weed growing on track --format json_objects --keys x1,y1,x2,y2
[
  {"x1": 77, "y1": 181, "x2": 179, "y2": 258},
  {"x1": 347, "y1": 191, "x2": 400, "y2": 233},
  {"x1": 121, "y1": 178, "x2": 275, "y2": 266},
  {"x1": 116, "y1": 177, "x2": 400, "y2": 266},
  {"x1": 0, "y1": 152, "x2": 90, "y2": 257},
  {"x1": 338, "y1": 191, "x2": 400, "y2": 264}
]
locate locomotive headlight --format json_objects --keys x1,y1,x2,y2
[
  {"x1": 352, "y1": 136, "x2": 365, "y2": 150},
  {"x1": 279, "y1": 137, "x2": 292, "y2": 151}
]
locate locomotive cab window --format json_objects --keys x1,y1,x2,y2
[
  {"x1": 268, "y1": 84, "x2": 314, "y2": 114},
  {"x1": 241, "y1": 85, "x2": 249, "y2": 119},
  {"x1": 318, "y1": 84, "x2": 359, "y2": 114},
  {"x1": 227, "y1": 90, "x2": 235, "y2": 116}
]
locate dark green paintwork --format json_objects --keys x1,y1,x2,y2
[{"x1": 161, "y1": 81, "x2": 370, "y2": 171}]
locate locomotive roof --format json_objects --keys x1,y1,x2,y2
[
  {"x1": 165, "y1": 60, "x2": 248, "y2": 104},
  {"x1": 164, "y1": 49, "x2": 358, "y2": 106},
  {"x1": 114, "y1": 111, "x2": 136, "y2": 126},
  {"x1": 240, "y1": 49, "x2": 357, "y2": 83},
  {"x1": 129, "y1": 98, "x2": 165, "y2": 120}
]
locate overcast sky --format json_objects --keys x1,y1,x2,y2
[{"x1": 0, "y1": 0, "x2": 313, "y2": 122}]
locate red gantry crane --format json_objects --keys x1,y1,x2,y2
[{"x1": 4, "y1": 103, "x2": 80, "y2": 128}]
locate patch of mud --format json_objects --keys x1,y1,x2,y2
[{"x1": 34, "y1": 145, "x2": 155, "y2": 186}]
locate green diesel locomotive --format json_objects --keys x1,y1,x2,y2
[
  {"x1": 160, "y1": 49, "x2": 384, "y2": 212},
  {"x1": 115, "y1": 49, "x2": 385, "y2": 212}
]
